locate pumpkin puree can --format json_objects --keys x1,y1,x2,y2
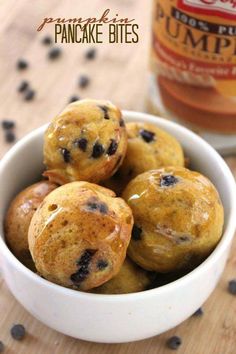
[{"x1": 148, "y1": 0, "x2": 236, "y2": 154}]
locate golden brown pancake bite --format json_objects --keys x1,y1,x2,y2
[
  {"x1": 91, "y1": 257, "x2": 153, "y2": 294},
  {"x1": 103, "y1": 122, "x2": 184, "y2": 195},
  {"x1": 28, "y1": 182, "x2": 133, "y2": 291},
  {"x1": 43, "y1": 99, "x2": 127, "y2": 184},
  {"x1": 4, "y1": 181, "x2": 57, "y2": 270},
  {"x1": 122, "y1": 167, "x2": 224, "y2": 273}
]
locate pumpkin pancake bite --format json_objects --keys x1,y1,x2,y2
[
  {"x1": 91, "y1": 257, "x2": 154, "y2": 294},
  {"x1": 103, "y1": 122, "x2": 184, "y2": 195},
  {"x1": 28, "y1": 181, "x2": 133, "y2": 291},
  {"x1": 122, "y1": 167, "x2": 224, "y2": 273},
  {"x1": 4, "y1": 180, "x2": 57, "y2": 270},
  {"x1": 43, "y1": 99, "x2": 127, "y2": 184}
]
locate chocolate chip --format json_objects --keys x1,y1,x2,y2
[
  {"x1": 107, "y1": 139, "x2": 118, "y2": 156},
  {"x1": 42, "y1": 35, "x2": 52, "y2": 45},
  {"x1": 17, "y1": 59, "x2": 28, "y2": 70},
  {"x1": 166, "y1": 336, "x2": 182, "y2": 350},
  {"x1": 97, "y1": 260, "x2": 108, "y2": 270},
  {"x1": 91, "y1": 142, "x2": 104, "y2": 158},
  {"x1": 10, "y1": 324, "x2": 26, "y2": 340},
  {"x1": 120, "y1": 118, "x2": 125, "y2": 127},
  {"x1": 18, "y1": 80, "x2": 29, "y2": 93},
  {"x1": 60, "y1": 148, "x2": 70, "y2": 163},
  {"x1": 78, "y1": 75, "x2": 90, "y2": 88},
  {"x1": 99, "y1": 202, "x2": 108, "y2": 214},
  {"x1": 78, "y1": 249, "x2": 95, "y2": 266},
  {"x1": 176, "y1": 235, "x2": 191, "y2": 244},
  {"x1": 5, "y1": 131, "x2": 15, "y2": 143},
  {"x1": 140, "y1": 129, "x2": 155, "y2": 143},
  {"x1": 24, "y1": 89, "x2": 35, "y2": 101},
  {"x1": 132, "y1": 225, "x2": 142, "y2": 241},
  {"x1": 228, "y1": 279, "x2": 236, "y2": 295},
  {"x1": 1, "y1": 120, "x2": 15, "y2": 130},
  {"x1": 71, "y1": 269, "x2": 89, "y2": 283},
  {"x1": 160, "y1": 175, "x2": 178, "y2": 187},
  {"x1": 87, "y1": 198, "x2": 108, "y2": 214},
  {"x1": 69, "y1": 95, "x2": 80, "y2": 103},
  {"x1": 74, "y1": 137, "x2": 88, "y2": 152},
  {"x1": 99, "y1": 105, "x2": 109, "y2": 119},
  {"x1": 48, "y1": 47, "x2": 62, "y2": 60},
  {"x1": 193, "y1": 307, "x2": 204, "y2": 316},
  {"x1": 0, "y1": 341, "x2": 4, "y2": 353},
  {"x1": 71, "y1": 249, "x2": 96, "y2": 284},
  {"x1": 85, "y1": 47, "x2": 97, "y2": 60}
]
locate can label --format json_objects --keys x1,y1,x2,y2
[
  {"x1": 178, "y1": 0, "x2": 236, "y2": 18},
  {"x1": 151, "y1": 0, "x2": 236, "y2": 133}
]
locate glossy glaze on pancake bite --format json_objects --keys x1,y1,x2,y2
[
  {"x1": 28, "y1": 181, "x2": 133, "y2": 291},
  {"x1": 5, "y1": 181, "x2": 57, "y2": 270},
  {"x1": 123, "y1": 167, "x2": 224, "y2": 273},
  {"x1": 43, "y1": 99, "x2": 127, "y2": 184},
  {"x1": 91, "y1": 257, "x2": 153, "y2": 294},
  {"x1": 103, "y1": 122, "x2": 184, "y2": 195}
]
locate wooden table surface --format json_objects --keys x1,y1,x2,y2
[{"x1": 0, "y1": 1, "x2": 236, "y2": 353}]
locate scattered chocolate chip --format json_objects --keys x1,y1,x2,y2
[
  {"x1": 160, "y1": 175, "x2": 178, "y2": 187},
  {"x1": 107, "y1": 139, "x2": 118, "y2": 156},
  {"x1": 193, "y1": 307, "x2": 204, "y2": 316},
  {"x1": 78, "y1": 75, "x2": 90, "y2": 89},
  {"x1": 228, "y1": 279, "x2": 236, "y2": 295},
  {"x1": 91, "y1": 142, "x2": 104, "y2": 158},
  {"x1": 74, "y1": 137, "x2": 88, "y2": 152},
  {"x1": 24, "y1": 89, "x2": 35, "y2": 101},
  {"x1": 0, "y1": 341, "x2": 4, "y2": 353},
  {"x1": 85, "y1": 47, "x2": 97, "y2": 60},
  {"x1": 132, "y1": 225, "x2": 142, "y2": 241},
  {"x1": 166, "y1": 336, "x2": 182, "y2": 350},
  {"x1": 69, "y1": 95, "x2": 80, "y2": 103},
  {"x1": 5, "y1": 131, "x2": 16, "y2": 143},
  {"x1": 140, "y1": 129, "x2": 155, "y2": 143},
  {"x1": 48, "y1": 47, "x2": 62, "y2": 60},
  {"x1": 97, "y1": 260, "x2": 108, "y2": 270},
  {"x1": 60, "y1": 148, "x2": 70, "y2": 163},
  {"x1": 16, "y1": 59, "x2": 28, "y2": 70},
  {"x1": 1, "y1": 120, "x2": 15, "y2": 130},
  {"x1": 119, "y1": 119, "x2": 125, "y2": 127},
  {"x1": 10, "y1": 324, "x2": 26, "y2": 341},
  {"x1": 18, "y1": 80, "x2": 29, "y2": 93},
  {"x1": 42, "y1": 35, "x2": 53, "y2": 45},
  {"x1": 99, "y1": 105, "x2": 109, "y2": 120}
]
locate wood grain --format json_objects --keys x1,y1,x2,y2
[{"x1": 0, "y1": 1, "x2": 236, "y2": 353}]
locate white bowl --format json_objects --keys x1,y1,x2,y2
[{"x1": 0, "y1": 111, "x2": 235, "y2": 343}]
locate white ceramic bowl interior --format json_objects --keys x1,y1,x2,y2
[{"x1": 0, "y1": 111, "x2": 235, "y2": 343}]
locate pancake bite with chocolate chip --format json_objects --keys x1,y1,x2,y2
[
  {"x1": 43, "y1": 99, "x2": 127, "y2": 184},
  {"x1": 122, "y1": 167, "x2": 224, "y2": 273},
  {"x1": 28, "y1": 181, "x2": 133, "y2": 291},
  {"x1": 4, "y1": 181, "x2": 57, "y2": 270},
  {"x1": 103, "y1": 122, "x2": 184, "y2": 194},
  {"x1": 91, "y1": 257, "x2": 154, "y2": 294}
]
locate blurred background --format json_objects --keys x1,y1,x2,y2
[{"x1": 0, "y1": 0, "x2": 151, "y2": 157}]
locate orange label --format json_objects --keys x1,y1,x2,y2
[{"x1": 152, "y1": 0, "x2": 236, "y2": 96}]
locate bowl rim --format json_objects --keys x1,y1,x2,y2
[{"x1": 0, "y1": 110, "x2": 236, "y2": 302}]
